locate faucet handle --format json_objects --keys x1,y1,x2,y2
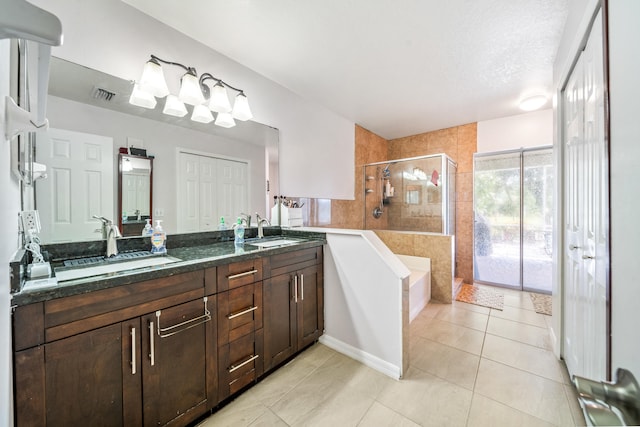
[
  {"x1": 92, "y1": 215, "x2": 110, "y2": 224},
  {"x1": 111, "y1": 224, "x2": 122, "y2": 239}
]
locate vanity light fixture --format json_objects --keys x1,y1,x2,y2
[
  {"x1": 130, "y1": 55, "x2": 254, "y2": 128},
  {"x1": 129, "y1": 83, "x2": 157, "y2": 109},
  {"x1": 191, "y1": 104, "x2": 214, "y2": 124},
  {"x1": 214, "y1": 111, "x2": 236, "y2": 128},
  {"x1": 163, "y1": 94, "x2": 188, "y2": 117}
]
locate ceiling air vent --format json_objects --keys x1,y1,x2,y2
[{"x1": 91, "y1": 86, "x2": 116, "y2": 102}]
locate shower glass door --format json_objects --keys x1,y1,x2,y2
[{"x1": 474, "y1": 147, "x2": 553, "y2": 293}]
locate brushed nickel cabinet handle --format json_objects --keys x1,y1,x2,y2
[
  {"x1": 131, "y1": 327, "x2": 136, "y2": 375},
  {"x1": 228, "y1": 354, "x2": 259, "y2": 373},
  {"x1": 300, "y1": 274, "x2": 304, "y2": 301},
  {"x1": 294, "y1": 275, "x2": 298, "y2": 303},
  {"x1": 149, "y1": 321, "x2": 155, "y2": 366},
  {"x1": 569, "y1": 244, "x2": 580, "y2": 250},
  {"x1": 227, "y1": 306, "x2": 258, "y2": 320},
  {"x1": 582, "y1": 254, "x2": 595, "y2": 259},
  {"x1": 228, "y1": 269, "x2": 258, "y2": 280},
  {"x1": 156, "y1": 297, "x2": 211, "y2": 338}
]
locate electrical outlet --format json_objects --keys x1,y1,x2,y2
[
  {"x1": 19, "y1": 210, "x2": 41, "y2": 233},
  {"x1": 155, "y1": 208, "x2": 165, "y2": 217}
]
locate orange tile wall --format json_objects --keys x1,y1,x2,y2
[{"x1": 303, "y1": 123, "x2": 477, "y2": 284}]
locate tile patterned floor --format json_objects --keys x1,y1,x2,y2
[{"x1": 197, "y1": 286, "x2": 586, "y2": 427}]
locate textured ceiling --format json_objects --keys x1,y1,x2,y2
[{"x1": 123, "y1": 0, "x2": 568, "y2": 139}]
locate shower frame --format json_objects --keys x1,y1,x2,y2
[{"x1": 363, "y1": 153, "x2": 457, "y2": 235}]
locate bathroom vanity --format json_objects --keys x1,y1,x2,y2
[{"x1": 11, "y1": 231, "x2": 324, "y2": 427}]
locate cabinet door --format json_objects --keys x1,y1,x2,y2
[
  {"x1": 44, "y1": 319, "x2": 142, "y2": 427},
  {"x1": 141, "y1": 297, "x2": 211, "y2": 427},
  {"x1": 296, "y1": 264, "x2": 323, "y2": 350},
  {"x1": 263, "y1": 273, "x2": 296, "y2": 371}
]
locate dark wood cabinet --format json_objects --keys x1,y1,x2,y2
[
  {"x1": 13, "y1": 243, "x2": 324, "y2": 426},
  {"x1": 43, "y1": 319, "x2": 142, "y2": 427},
  {"x1": 296, "y1": 263, "x2": 323, "y2": 350},
  {"x1": 216, "y1": 258, "x2": 264, "y2": 402},
  {"x1": 141, "y1": 297, "x2": 213, "y2": 426},
  {"x1": 12, "y1": 271, "x2": 214, "y2": 427},
  {"x1": 264, "y1": 247, "x2": 323, "y2": 372}
]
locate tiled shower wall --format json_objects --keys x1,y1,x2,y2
[
  {"x1": 388, "y1": 124, "x2": 477, "y2": 284},
  {"x1": 301, "y1": 123, "x2": 477, "y2": 284}
]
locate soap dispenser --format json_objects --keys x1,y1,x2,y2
[
  {"x1": 142, "y1": 219, "x2": 153, "y2": 236},
  {"x1": 150, "y1": 220, "x2": 167, "y2": 254},
  {"x1": 233, "y1": 217, "x2": 245, "y2": 245},
  {"x1": 218, "y1": 216, "x2": 227, "y2": 230}
]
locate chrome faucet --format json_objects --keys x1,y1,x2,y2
[
  {"x1": 256, "y1": 213, "x2": 270, "y2": 239},
  {"x1": 239, "y1": 212, "x2": 252, "y2": 228},
  {"x1": 93, "y1": 215, "x2": 122, "y2": 257}
]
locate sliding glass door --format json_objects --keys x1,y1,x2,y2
[{"x1": 473, "y1": 147, "x2": 553, "y2": 293}]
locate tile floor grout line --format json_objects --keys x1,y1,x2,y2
[
  {"x1": 412, "y1": 333, "x2": 485, "y2": 358},
  {"x1": 488, "y1": 313, "x2": 553, "y2": 331}
]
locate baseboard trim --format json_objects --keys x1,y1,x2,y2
[{"x1": 319, "y1": 334, "x2": 402, "y2": 380}]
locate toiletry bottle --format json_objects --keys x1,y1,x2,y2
[
  {"x1": 150, "y1": 220, "x2": 167, "y2": 254},
  {"x1": 218, "y1": 217, "x2": 227, "y2": 230},
  {"x1": 234, "y1": 217, "x2": 245, "y2": 245},
  {"x1": 142, "y1": 219, "x2": 153, "y2": 236}
]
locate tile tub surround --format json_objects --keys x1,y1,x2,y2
[
  {"x1": 375, "y1": 230, "x2": 454, "y2": 303},
  {"x1": 196, "y1": 286, "x2": 585, "y2": 427}
]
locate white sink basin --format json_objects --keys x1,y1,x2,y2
[
  {"x1": 55, "y1": 256, "x2": 181, "y2": 282},
  {"x1": 247, "y1": 239, "x2": 300, "y2": 248}
]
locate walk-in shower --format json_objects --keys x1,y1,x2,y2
[{"x1": 363, "y1": 154, "x2": 457, "y2": 234}]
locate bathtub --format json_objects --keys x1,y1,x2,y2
[{"x1": 396, "y1": 254, "x2": 431, "y2": 322}]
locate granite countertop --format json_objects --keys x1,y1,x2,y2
[{"x1": 12, "y1": 229, "x2": 326, "y2": 307}]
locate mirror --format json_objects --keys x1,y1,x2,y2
[
  {"x1": 118, "y1": 153, "x2": 153, "y2": 236},
  {"x1": 32, "y1": 57, "x2": 279, "y2": 243}
]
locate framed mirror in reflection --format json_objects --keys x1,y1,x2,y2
[
  {"x1": 30, "y1": 57, "x2": 279, "y2": 244},
  {"x1": 118, "y1": 153, "x2": 153, "y2": 236}
]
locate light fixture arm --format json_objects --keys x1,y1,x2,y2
[
  {"x1": 149, "y1": 54, "x2": 197, "y2": 76},
  {"x1": 199, "y1": 73, "x2": 245, "y2": 95}
]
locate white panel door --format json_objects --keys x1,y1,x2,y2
[
  {"x1": 36, "y1": 128, "x2": 113, "y2": 243},
  {"x1": 177, "y1": 152, "x2": 248, "y2": 232},
  {"x1": 217, "y1": 158, "x2": 248, "y2": 226},
  {"x1": 199, "y1": 156, "x2": 217, "y2": 231},
  {"x1": 563, "y1": 10, "x2": 607, "y2": 381},
  {"x1": 178, "y1": 152, "x2": 200, "y2": 233}
]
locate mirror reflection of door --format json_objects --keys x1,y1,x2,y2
[
  {"x1": 177, "y1": 151, "x2": 248, "y2": 233},
  {"x1": 36, "y1": 128, "x2": 114, "y2": 242},
  {"x1": 119, "y1": 154, "x2": 152, "y2": 236}
]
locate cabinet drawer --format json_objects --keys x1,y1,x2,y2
[
  {"x1": 266, "y1": 247, "x2": 322, "y2": 278},
  {"x1": 217, "y1": 259, "x2": 263, "y2": 292},
  {"x1": 44, "y1": 271, "x2": 205, "y2": 342},
  {"x1": 218, "y1": 282, "x2": 263, "y2": 345},
  {"x1": 218, "y1": 330, "x2": 263, "y2": 400}
]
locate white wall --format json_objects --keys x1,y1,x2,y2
[
  {"x1": 29, "y1": 0, "x2": 356, "y2": 201},
  {"x1": 46, "y1": 95, "x2": 267, "y2": 234},
  {"x1": 0, "y1": 39, "x2": 19, "y2": 427},
  {"x1": 608, "y1": 0, "x2": 640, "y2": 382},
  {"x1": 477, "y1": 109, "x2": 553, "y2": 153}
]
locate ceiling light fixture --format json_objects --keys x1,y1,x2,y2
[
  {"x1": 519, "y1": 94, "x2": 548, "y2": 111},
  {"x1": 130, "y1": 54, "x2": 253, "y2": 128}
]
